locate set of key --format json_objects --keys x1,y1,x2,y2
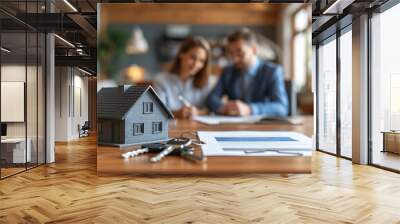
[{"x1": 122, "y1": 137, "x2": 205, "y2": 163}]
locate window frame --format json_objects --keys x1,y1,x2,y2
[
  {"x1": 316, "y1": 34, "x2": 338, "y2": 156},
  {"x1": 152, "y1": 122, "x2": 162, "y2": 134},
  {"x1": 143, "y1": 102, "x2": 153, "y2": 114},
  {"x1": 291, "y1": 5, "x2": 312, "y2": 83},
  {"x1": 133, "y1": 123, "x2": 144, "y2": 136},
  {"x1": 0, "y1": 3, "x2": 48, "y2": 179},
  {"x1": 314, "y1": 21, "x2": 353, "y2": 161},
  {"x1": 368, "y1": 1, "x2": 400, "y2": 173}
]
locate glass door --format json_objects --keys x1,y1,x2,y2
[
  {"x1": 317, "y1": 36, "x2": 337, "y2": 155},
  {"x1": 339, "y1": 27, "x2": 352, "y2": 158},
  {"x1": 370, "y1": 3, "x2": 400, "y2": 171},
  {"x1": 0, "y1": 1, "x2": 46, "y2": 179}
]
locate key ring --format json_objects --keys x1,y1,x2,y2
[
  {"x1": 166, "y1": 137, "x2": 192, "y2": 148},
  {"x1": 123, "y1": 136, "x2": 206, "y2": 163},
  {"x1": 179, "y1": 132, "x2": 205, "y2": 145},
  {"x1": 180, "y1": 146, "x2": 206, "y2": 162}
]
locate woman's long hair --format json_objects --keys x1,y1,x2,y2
[{"x1": 169, "y1": 36, "x2": 211, "y2": 89}]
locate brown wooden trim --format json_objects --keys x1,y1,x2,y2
[
  {"x1": 100, "y1": 3, "x2": 284, "y2": 29},
  {"x1": 88, "y1": 76, "x2": 97, "y2": 132}
]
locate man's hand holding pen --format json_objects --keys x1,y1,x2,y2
[{"x1": 218, "y1": 100, "x2": 252, "y2": 116}]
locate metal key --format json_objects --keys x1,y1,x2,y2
[
  {"x1": 150, "y1": 138, "x2": 192, "y2": 162},
  {"x1": 167, "y1": 138, "x2": 192, "y2": 148},
  {"x1": 149, "y1": 145, "x2": 174, "y2": 162},
  {"x1": 122, "y1": 143, "x2": 168, "y2": 158},
  {"x1": 180, "y1": 146, "x2": 205, "y2": 163}
]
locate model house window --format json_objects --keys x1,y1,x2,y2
[
  {"x1": 152, "y1": 122, "x2": 162, "y2": 134},
  {"x1": 143, "y1": 102, "x2": 153, "y2": 114},
  {"x1": 133, "y1": 123, "x2": 144, "y2": 135}
]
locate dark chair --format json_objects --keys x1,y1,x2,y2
[
  {"x1": 285, "y1": 80, "x2": 297, "y2": 116},
  {"x1": 78, "y1": 121, "x2": 90, "y2": 138}
]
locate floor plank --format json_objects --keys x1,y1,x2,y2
[{"x1": 1, "y1": 135, "x2": 400, "y2": 224}]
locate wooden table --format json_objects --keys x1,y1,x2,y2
[
  {"x1": 97, "y1": 116, "x2": 313, "y2": 176},
  {"x1": 382, "y1": 131, "x2": 400, "y2": 154}
]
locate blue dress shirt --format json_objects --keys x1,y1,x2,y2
[{"x1": 206, "y1": 58, "x2": 289, "y2": 117}]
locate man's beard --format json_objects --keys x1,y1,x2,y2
[{"x1": 235, "y1": 63, "x2": 247, "y2": 72}]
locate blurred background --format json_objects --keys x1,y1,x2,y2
[
  {"x1": 0, "y1": 1, "x2": 310, "y2": 179},
  {"x1": 98, "y1": 3, "x2": 312, "y2": 115}
]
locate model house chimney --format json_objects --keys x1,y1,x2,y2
[{"x1": 120, "y1": 85, "x2": 132, "y2": 92}]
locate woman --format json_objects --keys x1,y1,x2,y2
[{"x1": 154, "y1": 36, "x2": 213, "y2": 119}]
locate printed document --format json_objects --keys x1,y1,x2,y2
[
  {"x1": 193, "y1": 115, "x2": 303, "y2": 125},
  {"x1": 198, "y1": 131, "x2": 312, "y2": 157}
]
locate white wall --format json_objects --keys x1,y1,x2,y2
[
  {"x1": 1, "y1": 65, "x2": 41, "y2": 137},
  {"x1": 1, "y1": 64, "x2": 46, "y2": 164},
  {"x1": 71, "y1": 73, "x2": 89, "y2": 138},
  {"x1": 55, "y1": 67, "x2": 89, "y2": 141}
]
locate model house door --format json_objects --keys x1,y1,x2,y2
[{"x1": 102, "y1": 120, "x2": 113, "y2": 143}]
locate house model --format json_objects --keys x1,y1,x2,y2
[{"x1": 97, "y1": 85, "x2": 174, "y2": 147}]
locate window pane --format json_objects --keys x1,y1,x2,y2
[
  {"x1": 294, "y1": 9, "x2": 309, "y2": 32},
  {"x1": 143, "y1": 102, "x2": 153, "y2": 113},
  {"x1": 153, "y1": 122, "x2": 162, "y2": 133},
  {"x1": 134, "y1": 123, "x2": 144, "y2": 135},
  {"x1": 371, "y1": 4, "x2": 400, "y2": 170},
  {"x1": 294, "y1": 33, "x2": 306, "y2": 89},
  {"x1": 340, "y1": 29, "x2": 352, "y2": 158},
  {"x1": 317, "y1": 37, "x2": 337, "y2": 154},
  {"x1": 37, "y1": 32, "x2": 45, "y2": 165}
]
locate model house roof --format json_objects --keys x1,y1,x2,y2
[{"x1": 97, "y1": 85, "x2": 174, "y2": 120}]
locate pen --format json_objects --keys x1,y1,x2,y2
[{"x1": 178, "y1": 95, "x2": 192, "y2": 107}]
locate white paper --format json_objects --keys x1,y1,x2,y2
[
  {"x1": 193, "y1": 115, "x2": 303, "y2": 125},
  {"x1": 198, "y1": 131, "x2": 313, "y2": 157},
  {"x1": 193, "y1": 115, "x2": 264, "y2": 125}
]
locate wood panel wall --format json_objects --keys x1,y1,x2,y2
[{"x1": 100, "y1": 3, "x2": 286, "y2": 29}]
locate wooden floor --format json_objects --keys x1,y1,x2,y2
[
  {"x1": 372, "y1": 150, "x2": 400, "y2": 171},
  {"x1": 1, "y1": 135, "x2": 400, "y2": 224},
  {"x1": 1, "y1": 167, "x2": 26, "y2": 178}
]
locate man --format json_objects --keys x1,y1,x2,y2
[{"x1": 206, "y1": 28, "x2": 288, "y2": 117}]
